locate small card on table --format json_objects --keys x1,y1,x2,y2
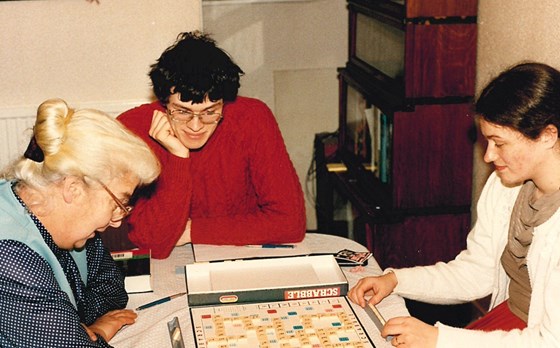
[{"x1": 334, "y1": 249, "x2": 372, "y2": 266}]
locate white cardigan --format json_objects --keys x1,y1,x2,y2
[{"x1": 389, "y1": 172, "x2": 560, "y2": 347}]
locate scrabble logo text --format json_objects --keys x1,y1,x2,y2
[{"x1": 284, "y1": 287, "x2": 341, "y2": 300}]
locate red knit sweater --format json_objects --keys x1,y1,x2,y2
[{"x1": 118, "y1": 97, "x2": 306, "y2": 259}]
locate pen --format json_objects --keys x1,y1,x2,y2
[
  {"x1": 135, "y1": 292, "x2": 187, "y2": 311},
  {"x1": 247, "y1": 244, "x2": 295, "y2": 249}
]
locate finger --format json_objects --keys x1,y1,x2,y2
[
  {"x1": 149, "y1": 111, "x2": 170, "y2": 138},
  {"x1": 150, "y1": 110, "x2": 172, "y2": 134},
  {"x1": 368, "y1": 292, "x2": 384, "y2": 306},
  {"x1": 350, "y1": 281, "x2": 366, "y2": 303},
  {"x1": 150, "y1": 120, "x2": 177, "y2": 149},
  {"x1": 357, "y1": 287, "x2": 375, "y2": 307},
  {"x1": 88, "y1": 332, "x2": 98, "y2": 341},
  {"x1": 357, "y1": 292, "x2": 368, "y2": 307},
  {"x1": 347, "y1": 287, "x2": 356, "y2": 301},
  {"x1": 153, "y1": 109, "x2": 166, "y2": 121},
  {"x1": 121, "y1": 312, "x2": 138, "y2": 321},
  {"x1": 81, "y1": 323, "x2": 98, "y2": 341},
  {"x1": 118, "y1": 315, "x2": 137, "y2": 326},
  {"x1": 348, "y1": 287, "x2": 365, "y2": 307},
  {"x1": 112, "y1": 309, "x2": 138, "y2": 320},
  {"x1": 385, "y1": 316, "x2": 408, "y2": 326},
  {"x1": 381, "y1": 318, "x2": 403, "y2": 337}
]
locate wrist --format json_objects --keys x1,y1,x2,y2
[
  {"x1": 170, "y1": 147, "x2": 190, "y2": 158},
  {"x1": 382, "y1": 269, "x2": 398, "y2": 289},
  {"x1": 176, "y1": 219, "x2": 192, "y2": 246}
]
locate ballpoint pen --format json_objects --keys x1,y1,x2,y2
[
  {"x1": 135, "y1": 292, "x2": 187, "y2": 311},
  {"x1": 246, "y1": 244, "x2": 296, "y2": 249},
  {"x1": 262, "y1": 244, "x2": 295, "y2": 249}
]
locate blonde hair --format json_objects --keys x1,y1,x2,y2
[{"x1": 2, "y1": 98, "x2": 160, "y2": 188}]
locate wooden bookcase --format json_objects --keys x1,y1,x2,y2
[
  {"x1": 318, "y1": 0, "x2": 478, "y2": 268},
  {"x1": 315, "y1": 0, "x2": 478, "y2": 326}
]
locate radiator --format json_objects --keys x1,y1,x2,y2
[{"x1": 0, "y1": 100, "x2": 148, "y2": 169}]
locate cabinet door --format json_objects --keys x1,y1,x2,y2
[
  {"x1": 391, "y1": 103, "x2": 474, "y2": 209},
  {"x1": 364, "y1": 213, "x2": 471, "y2": 269},
  {"x1": 406, "y1": 0, "x2": 478, "y2": 18},
  {"x1": 405, "y1": 23, "x2": 477, "y2": 99}
]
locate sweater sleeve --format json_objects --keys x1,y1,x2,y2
[
  {"x1": 436, "y1": 318, "x2": 559, "y2": 348},
  {"x1": 432, "y1": 206, "x2": 560, "y2": 347},
  {"x1": 190, "y1": 100, "x2": 306, "y2": 245},
  {"x1": 390, "y1": 172, "x2": 515, "y2": 304},
  {"x1": 82, "y1": 236, "x2": 128, "y2": 324},
  {"x1": 387, "y1": 173, "x2": 560, "y2": 346},
  {"x1": 118, "y1": 104, "x2": 192, "y2": 259}
]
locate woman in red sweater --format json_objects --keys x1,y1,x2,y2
[{"x1": 118, "y1": 31, "x2": 306, "y2": 259}]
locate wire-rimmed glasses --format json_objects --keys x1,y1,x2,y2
[
  {"x1": 98, "y1": 181, "x2": 133, "y2": 221},
  {"x1": 166, "y1": 107, "x2": 223, "y2": 125}
]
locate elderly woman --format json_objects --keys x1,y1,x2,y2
[
  {"x1": 0, "y1": 98, "x2": 160, "y2": 347},
  {"x1": 348, "y1": 62, "x2": 560, "y2": 347}
]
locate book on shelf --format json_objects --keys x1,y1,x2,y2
[
  {"x1": 363, "y1": 105, "x2": 392, "y2": 183},
  {"x1": 379, "y1": 112, "x2": 391, "y2": 184},
  {"x1": 110, "y1": 248, "x2": 152, "y2": 294},
  {"x1": 365, "y1": 106, "x2": 378, "y2": 173}
]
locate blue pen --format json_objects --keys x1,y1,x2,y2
[
  {"x1": 135, "y1": 292, "x2": 187, "y2": 311},
  {"x1": 261, "y1": 244, "x2": 295, "y2": 249},
  {"x1": 246, "y1": 244, "x2": 296, "y2": 249}
]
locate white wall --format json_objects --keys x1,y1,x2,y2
[
  {"x1": 0, "y1": 0, "x2": 202, "y2": 108},
  {"x1": 0, "y1": 0, "x2": 343, "y2": 231},
  {"x1": 202, "y1": 0, "x2": 348, "y2": 230},
  {"x1": 6, "y1": 0, "x2": 556, "y2": 233},
  {"x1": 473, "y1": 1, "x2": 560, "y2": 205},
  {"x1": 0, "y1": 0, "x2": 201, "y2": 167}
]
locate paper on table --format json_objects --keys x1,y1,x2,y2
[{"x1": 192, "y1": 243, "x2": 312, "y2": 263}]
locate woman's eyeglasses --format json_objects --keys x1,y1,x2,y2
[{"x1": 98, "y1": 181, "x2": 133, "y2": 221}]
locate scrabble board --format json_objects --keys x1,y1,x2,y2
[{"x1": 190, "y1": 296, "x2": 375, "y2": 348}]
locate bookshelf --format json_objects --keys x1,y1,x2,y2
[
  {"x1": 316, "y1": 0, "x2": 478, "y2": 326},
  {"x1": 321, "y1": 0, "x2": 477, "y2": 267}
]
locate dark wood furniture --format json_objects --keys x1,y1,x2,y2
[
  {"x1": 316, "y1": 0, "x2": 478, "y2": 326},
  {"x1": 100, "y1": 224, "x2": 136, "y2": 252}
]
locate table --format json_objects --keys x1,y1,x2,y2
[{"x1": 110, "y1": 233, "x2": 409, "y2": 348}]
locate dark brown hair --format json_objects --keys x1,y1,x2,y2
[
  {"x1": 476, "y1": 62, "x2": 560, "y2": 140},
  {"x1": 149, "y1": 31, "x2": 244, "y2": 105}
]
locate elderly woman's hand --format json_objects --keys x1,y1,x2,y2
[{"x1": 85, "y1": 309, "x2": 138, "y2": 342}]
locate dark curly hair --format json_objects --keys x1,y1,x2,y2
[
  {"x1": 476, "y1": 62, "x2": 560, "y2": 140},
  {"x1": 149, "y1": 31, "x2": 245, "y2": 105}
]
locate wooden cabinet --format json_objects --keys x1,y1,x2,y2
[{"x1": 318, "y1": 0, "x2": 478, "y2": 272}]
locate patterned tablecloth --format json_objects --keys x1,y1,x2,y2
[{"x1": 110, "y1": 233, "x2": 410, "y2": 348}]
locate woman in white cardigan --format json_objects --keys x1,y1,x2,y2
[{"x1": 348, "y1": 62, "x2": 560, "y2": 347}]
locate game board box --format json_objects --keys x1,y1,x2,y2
[{"x1": 185, "y1": 255, "x2": 348, "y2": 307}]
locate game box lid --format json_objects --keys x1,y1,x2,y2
[{"x1": 185, "y1": 255, "x2": 348, "y2": 307}]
